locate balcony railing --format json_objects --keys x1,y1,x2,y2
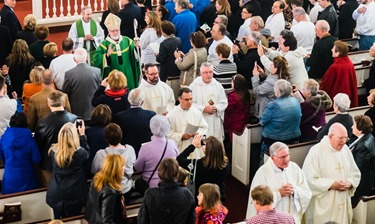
[{"x1": 32, "y1": 0, "x2": 110, "y2": 26}]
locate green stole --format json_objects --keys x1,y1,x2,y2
[{"x1": 76, "y1": 19, "x2": 97, "y2": 64}]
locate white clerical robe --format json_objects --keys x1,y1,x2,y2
[
  {"x1": 302, "y1": 136, "x2": 361, "y2": 224},
  {"x1": 166, "y1": 105, "x2": 208, "y2": 153},
  {"x1": 138, "y1": 79, "x2": 175, "y2": 114},
  {"x1": 246, "y1": 158, "x2": 312, "y2": 224},
  {"x1": 189, "y1": 77, "x2": 228, "y2": 142},
  {"x1": 68, "y1": 18, "x2": 104, "y2": 65}
]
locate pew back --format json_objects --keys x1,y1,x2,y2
[
  {"x1": 232, "y1": 106, "x2": 370, "y2": 185},
  {"x1": 352, "y1": 195, "x2": 375, "y2": 224},
  {"x1": 232, "y1": 125, "x2": 262, "y2": 185},
  {"x1": 0, "y1": 188, "x2": 53, "y2": 223},
  {"x1": 348, "y1": 50, "x2": 372, "y2": 64}
]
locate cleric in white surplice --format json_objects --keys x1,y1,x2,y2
[
  {"x1": 302, "y1": 123, "x2": 361, "y2": 224},
  {"x1": 189, "y1": 62, "x2": 228, "y2": 142},
  {"x1": 246, "y1": 142, "x2": 312, "y2": 224}
]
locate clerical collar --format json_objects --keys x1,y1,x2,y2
[
  {"x1": 82, "y1": 18, "x2": 90, "y2": 23},
  {"x1": 271, "y1": 160, "x2": 285, "y2": 173}
]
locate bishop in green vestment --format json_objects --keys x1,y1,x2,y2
[{"x1": 93, "y1": 13, "x2": 141, "y2": 90}]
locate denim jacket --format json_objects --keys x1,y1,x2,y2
[{"x1": 260, "y1": 96, "x2": 301, "y2": 140}]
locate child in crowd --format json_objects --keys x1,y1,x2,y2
[{"x1": 196, "y1": 183, "x2": 228, "y2": 224}]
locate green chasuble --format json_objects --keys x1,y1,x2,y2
[
  {"x1": 76, "y1": 19, "x2": 97, "y2": 65},
  {"x1": 93, "y1": 36, "x2": 141, "y2": 90}
]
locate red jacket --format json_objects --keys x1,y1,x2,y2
[{"x1": 320, "y1": 56, "x2": 358, "y2": 108}]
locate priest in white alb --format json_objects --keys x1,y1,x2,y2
[
  {"x1": 246, "y1": 142, "x2": 312, "y2": 224},
  {"x1": 68, "y1": 6, "x2": 104, "y2": 65},
  {"x1": 302, "y1": 123, "x2": 361, "y2": 224},
  {"x1": 189, "y1": 62, "x2": 228, "y2": 142},
  {"x1": 167, "y1": 88, "x2": 208, "y2": 153},
  {"x1": 138, "y1": 63, "x2": 175, "y2": 115}
]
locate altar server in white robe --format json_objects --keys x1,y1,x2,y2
[
  {"x1": 189, "y1": 62, "x2": 228, "y2": 142},
  {"x1": 246, "y1": 142, "x2": 312, "y2": 223},
  {"x1": 138, "y1": 63, "x2": 175, "y2": 114},
  {"x1": 68, "y1": 6, "x2": 104, "y2": 65},
  {"x1": 302, "y1": 123, "x2": 361, "y2": 224},
  {"x1": 167, "y1": 87, "x2": 208, "y2": 153}
]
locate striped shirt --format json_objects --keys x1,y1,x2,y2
[{"x1": 213, "y1": 60, "x2": 237, "y2": 93}]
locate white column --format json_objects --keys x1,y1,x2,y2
[
  {"x1": 52, "y1": 0, "x2": 57, "y2": 18},
  {"x1": 59, "y1": 0, "x2": 64, "y2": 17},
  {"x1": 67, "y1": 0, "x2": 72, "y2": 16},
  {"x1": 31, "y1": 0, "x2": 43, "y2": 19},
  {"x1": 74, "y1": 0, "x2": 79, "y2": 16}
]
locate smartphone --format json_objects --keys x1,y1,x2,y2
[
  {"x1": 76, "y1": 117, "x2": 83, "y2": 128},
  {"x1": 201, "y1": 135, "x2": 207, "y2": 145}
]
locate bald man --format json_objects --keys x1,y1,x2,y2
[{"x1": 302, "y1": 123, "x2": 360, "y2": 224}]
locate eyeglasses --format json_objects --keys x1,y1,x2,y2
[
  {"x1": 273, "y1": 154, "x2": 291, "y2": 160},
  {"x1": 147, "y1": 72, "x2": 158, "y2": 76},
  {"x1": 333, "y1": 134, "x2": 350, "y2": 142},
  {"x1": 180, "y1": 97, "x2": 192, "y2": 102}
]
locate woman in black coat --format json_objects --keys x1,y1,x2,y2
[
  {"x1": 177, "y1": 135, "x2": 230, "y2": 202},
  {"x1": 137, "y1": 158, "x2": 196, "y2": 224},
  {"x1": 156, "y1": 21, "x2": 182, "y2": 82},
  {"x1": 350, "y1": 115, "x2": 375, "y2": 207},
  {"x1": 46, "y1": 122, "x2": 89, "y2": 219},
  {"x1": 85, "y1": 154, "x2": 125, "y2": 224}
]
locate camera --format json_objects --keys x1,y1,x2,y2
[
  {"x1": 76, "y1": 117, "x2": 83, "y2": 128},
  {"x1": 201, "y1": 135, "x2": 207, "y2": 146}
]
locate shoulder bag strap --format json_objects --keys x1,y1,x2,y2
[
  {"x1": 301, "y1": 99, "x2": 322, "y2": 125},
  {"x1": 147, "y1": 139, "x2": 168, "y2": 184},
  {"x1": 192, "y1": 50, "x2": 198, "y2": 80}
]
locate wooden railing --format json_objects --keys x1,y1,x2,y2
[{"x1": 32, "y1": 0, "x2": 110, "y2": 26}]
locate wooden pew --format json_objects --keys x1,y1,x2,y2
[
  {"x1": 0, "y1": 188, "x2": 53, "y2": 223},
  {"x1": 325, "y1": 105, "x2": 370, "y2": 121},
  {"x1": 341, "y1": 38, "x2": 359, "y2": 51},
  {"x1": 0, "y1": 186, "x2": 142, "y2": 224},
  {"x1": 352, "y1": 195, "x2": 375, "y2": 224},
  {"x1": 231, "y1": 106, "x2": 370, "y2": 185},
  {"x1": 38, "y1": 203, "x2": 141, "y2": 224},
  {"x1": 355, "y1": 65, "x2": 372, "y2": 87},
  {"x1": 349, "y1": 50, "x2": 372, "y2": 65},
  {"x1": 232, "y1": 124, "x2": 262, "y2": 185}
]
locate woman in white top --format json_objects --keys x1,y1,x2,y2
[{"x1": 138, "y1": 11, "x2": 162, "y2": 65}]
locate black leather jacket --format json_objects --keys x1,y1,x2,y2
[
  {"x1": 137, "y1": 181, "x2": 196, "y2": 224},
  {"x1": 351, "y1": 133, "x2": 375, "y2": 207},
  {"x1": 85, "y1": 183, "x2": 124, "y2": 224},
  {"x1": 34, "y1": 110, "x2": 77, "y2": 171}
]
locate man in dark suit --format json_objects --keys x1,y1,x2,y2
[
  {"x1": 34, "y1": 91, "x2": 77, "y2": 186},
  {"x1": 0, "y1": 21, "x2": 12, "y2": 65},
  {"x1": 62, "y1": 48, "x2": 101, "y2": 120},
  {"x1": 27, "y1": 69, "x2": 71, "y2": 131},
  {"x1": 118, "y1": 0, "x2": 143, "y2": 39},
  {"x1": 113, "y1": 88, "x2": 156, "y2": 156},
  {"x1": 0, "y1": 0, "x2": 22, "y2": 43}
]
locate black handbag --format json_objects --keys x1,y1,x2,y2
[{"x1": 135, "y1": 140, "x2": 168, "y2": 195}]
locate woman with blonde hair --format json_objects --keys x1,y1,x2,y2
[
  {"x1": 46, "y1": 122, "x2": 90, "y2": 219},
  {"x1": 137, "y1": 10, "x2": 162, "y2": 65},
  {"x1": 22, "y1": 65, "x2": 44, "y2": 114},
  {"x1": 215, "y1": 0, "x2": 231, "y2": 18},
  {"x1": 40, "y1": 42, "x2": 58, "y2": 68},
  {"x1": 92, "y1": 69, "x2": 130, "y2": 116},
  {"x1": 196, "y1": 183, "x2": 228, "y2": 224},
  {"x1": 3, "y1": 39, "x2": 35, "y2": 97},
  {"x1": 85, "y1": 154, "x2": 126, "y2": 224},
  {"x1": 177, "y1": 135, "x2": 230, "y2": 202},
  {"x1": 17, "y1": 14, "x2": 37, "y2": 46}
]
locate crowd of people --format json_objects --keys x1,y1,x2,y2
[{"x1": 1, "y1": 0, "x2": 375, "y2": 222}]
